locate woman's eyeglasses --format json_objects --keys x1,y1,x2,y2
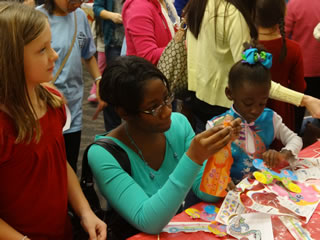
[{"x1": 141, "y1": 94, "x2": 174, "y2": 117}]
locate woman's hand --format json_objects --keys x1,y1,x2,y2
[
  {"x1": 187, "y1": 125, "x2": 232, "y2": 165},
  {"x1": 80, "y1": 210, "x2": 107, "y2": 240},
  {"x1": 301, "y1": 95, "x2": 320, "y2": 118},
  {"x1": 110, "y1": 12, "x2": 122, "y2": 24},
  {"x1": 187, "y1": 117, "x2": 242, "y2": 165}
]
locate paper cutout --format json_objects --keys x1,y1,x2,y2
[
  {"x1": 240, "y1": 180, "x2": 320, "y2": 223},
  {"x1": 294, "y1": 159, "x2": 320, "y2": 181},
  {"x1": 185, "y1": 205, "x2": 219, "y2": 222},
  {"x1": 243, "y1": 187, "x2": 298, "y2": 218},
  {"x1": 279, "y1": 216, "x2": 314, "y2": 240},
  {"x1": 200, "y1": 143, "x2": 233, "y2": 197},
  {"x1": 227, "y1": 213, "x2": 274, "y2": 240},
  {"x1": 184, "y1": 205, "x2": 227, "y2": 236},
  {"x1": 208, "y1": 221, "x2": 227, "y2": 237},
  {"x1": 161, "y1": 221, "x2": 227, "y2": 236},
  {"x1": 185, "y1": 208, "x2": 200, "y2": 219},
  {"x1": 162, "y1": 222, "x2": 211, "y2": 233},
  {"x1": 253, "y1": 158, "x2": 301, "y2": 193},
  {"x1": 268, "y1": 182, "x2": 319, "y2": 206},
  {"x1": 216, "y1": 190, "x2": 246, "y2": 225}
]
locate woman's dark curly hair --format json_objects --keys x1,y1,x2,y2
[{"x1": 99, "y1": 56, "x2": 170, "y2": 115}]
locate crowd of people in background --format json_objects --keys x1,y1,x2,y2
[{"x1": 1, "y1": 0, "x2": 320, "y2": 239}]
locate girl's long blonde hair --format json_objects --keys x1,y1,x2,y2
[{"x1": 0, "y1": 2, "x2": 63, "y2": 143}]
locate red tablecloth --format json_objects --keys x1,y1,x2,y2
[{"x1": 128, "y1": 141, "x2": 320, "y2": 240}]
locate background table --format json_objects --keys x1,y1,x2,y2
[{"x1": 129, "y1": 141, "x2": 320, "y2": 240}]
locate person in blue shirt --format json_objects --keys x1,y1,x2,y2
[
  {"x1": 174, "y1": 0, "x2": 189, "y2": 16},
  {"x1": 37, "y1": 0, "x2": 101, "y2": 172},
  {"x1": 88, "y1": 56, "x2": 241, "y2": 238}
]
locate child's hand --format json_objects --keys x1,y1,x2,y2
[
  {"x1": 226, "y1": 180, "x2": 236, "y2": 191},
  {"x1": 262, "y1": 149, "x2": 293, "y2": 169},
  {"x1": 229, "y1": 117, "x2": 242, "y2": 141}
]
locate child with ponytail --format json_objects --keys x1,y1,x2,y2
[
  {"x1": 206, "y1": 43, "x2": 303, "y2": 184},
  {"x1": 256, "y1": 0, "x2": 306, "y2": 133}
]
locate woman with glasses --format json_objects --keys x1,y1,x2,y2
[
  {"x1": 37, "y1": 0, "x2": 101, "y2": 173},
  {"x1": 88, "y1": 56, "x2": 241, "y2": 238}
]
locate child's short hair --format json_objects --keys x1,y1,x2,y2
[{"x1": 228, "y1": 42, "x2": 272, "y2": 90}]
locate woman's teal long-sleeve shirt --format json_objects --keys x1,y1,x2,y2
[{"x1": 88, "y1": 113, "x2": 218, "y2": 234}]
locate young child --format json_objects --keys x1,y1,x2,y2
[
  {"x1": 0, "y1": 3, "x2": 106, "y2": 239},
  {"x1": 256, "y1": 0, "x2": 306, "y2": 134},
  {"x1": 37, "y1": 0, "x2": 101, "y2": 172},
  {"x1": 207, "y1": 43, "x2": 303, "y2": 184}
]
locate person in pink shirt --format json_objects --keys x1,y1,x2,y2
[
  {"x1": 122, "y1": 0, "x2": 179, "y2": 65},
  {"x1": 285, "y1": 0, "x2": 320, "y2": 101}
]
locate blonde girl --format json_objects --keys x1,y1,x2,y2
[{"x1": 0, "y1": 3, "x2": 106, "y2": 240}]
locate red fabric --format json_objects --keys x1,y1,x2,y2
[
  {"x1": 122, "y1": 0, "x2": 173, "y2": 65},
  {"x1": 0, "y1": 89, "x2": 72, "y2": 240},
  {"x1": 285, "y1": 0, "x2": 320, "y2": 77},
  {"x1": 260, "y1": 38, "x2": 306, "y2": 131}
]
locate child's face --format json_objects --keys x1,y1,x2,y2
[
  {"x1": 53, "y1": 0, "x2": 82, "y2": 16},
  {"x1": 226, "y1": 80, "x2": 270, "y2": 123},
  {"x1": 24, "y1": 21, "x2": 58, "y2": 87}
]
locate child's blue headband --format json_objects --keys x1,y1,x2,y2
[{"x1": 241, "y1": 48, "x2": 273, "y2": 69}]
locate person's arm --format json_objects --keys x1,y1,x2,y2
[
  {"x1": 67, "y1": 163, "x2": 107, "y2": 240},
  {"x1": 123, "y1": 3, "x2": 165, "y2": 64},
  {"x1": 269, "y1": 81, "x2": 304, "y2": 107},
  {"x1": 93, "y1": 0, "x2": 122, "y2": 24},
  {"x1": 300, "y1": 95, "x2": 320, "y2": 118},
  {"x1": 93, "y1": 0, "x2": 121, "y2": 23},
  {"x1": 88, "y1": 145, "x2": 203, "y2": 234},
  {"x1": 273, "y1": 112, "x2": 303, "y2": 156},
  {"x1": 83, "y1": 55, "x2": 101, "y2": 82},
  {"x1": 0, "y1": 219, "x2": 30, "y2": 240},
  {"x1": 88, "y1": 119, "x2": 234, "y2": 233},
  {"x1": 99, "y1": 10, "x2": 122, "y2": 24},
  {"x1": 83, "y1": 56, "x2": 107, "y2": 120},
  {"x1": 262, "y1": 112, "x2": 303, "y2": 168}
]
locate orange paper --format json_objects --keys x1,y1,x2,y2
[{"x1": 200, "y1": 143, "x2": 233, "y2": 197}]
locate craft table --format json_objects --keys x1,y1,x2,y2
[{"x1": 128, "y1": 141, "x2": 320, "y2": 240}]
